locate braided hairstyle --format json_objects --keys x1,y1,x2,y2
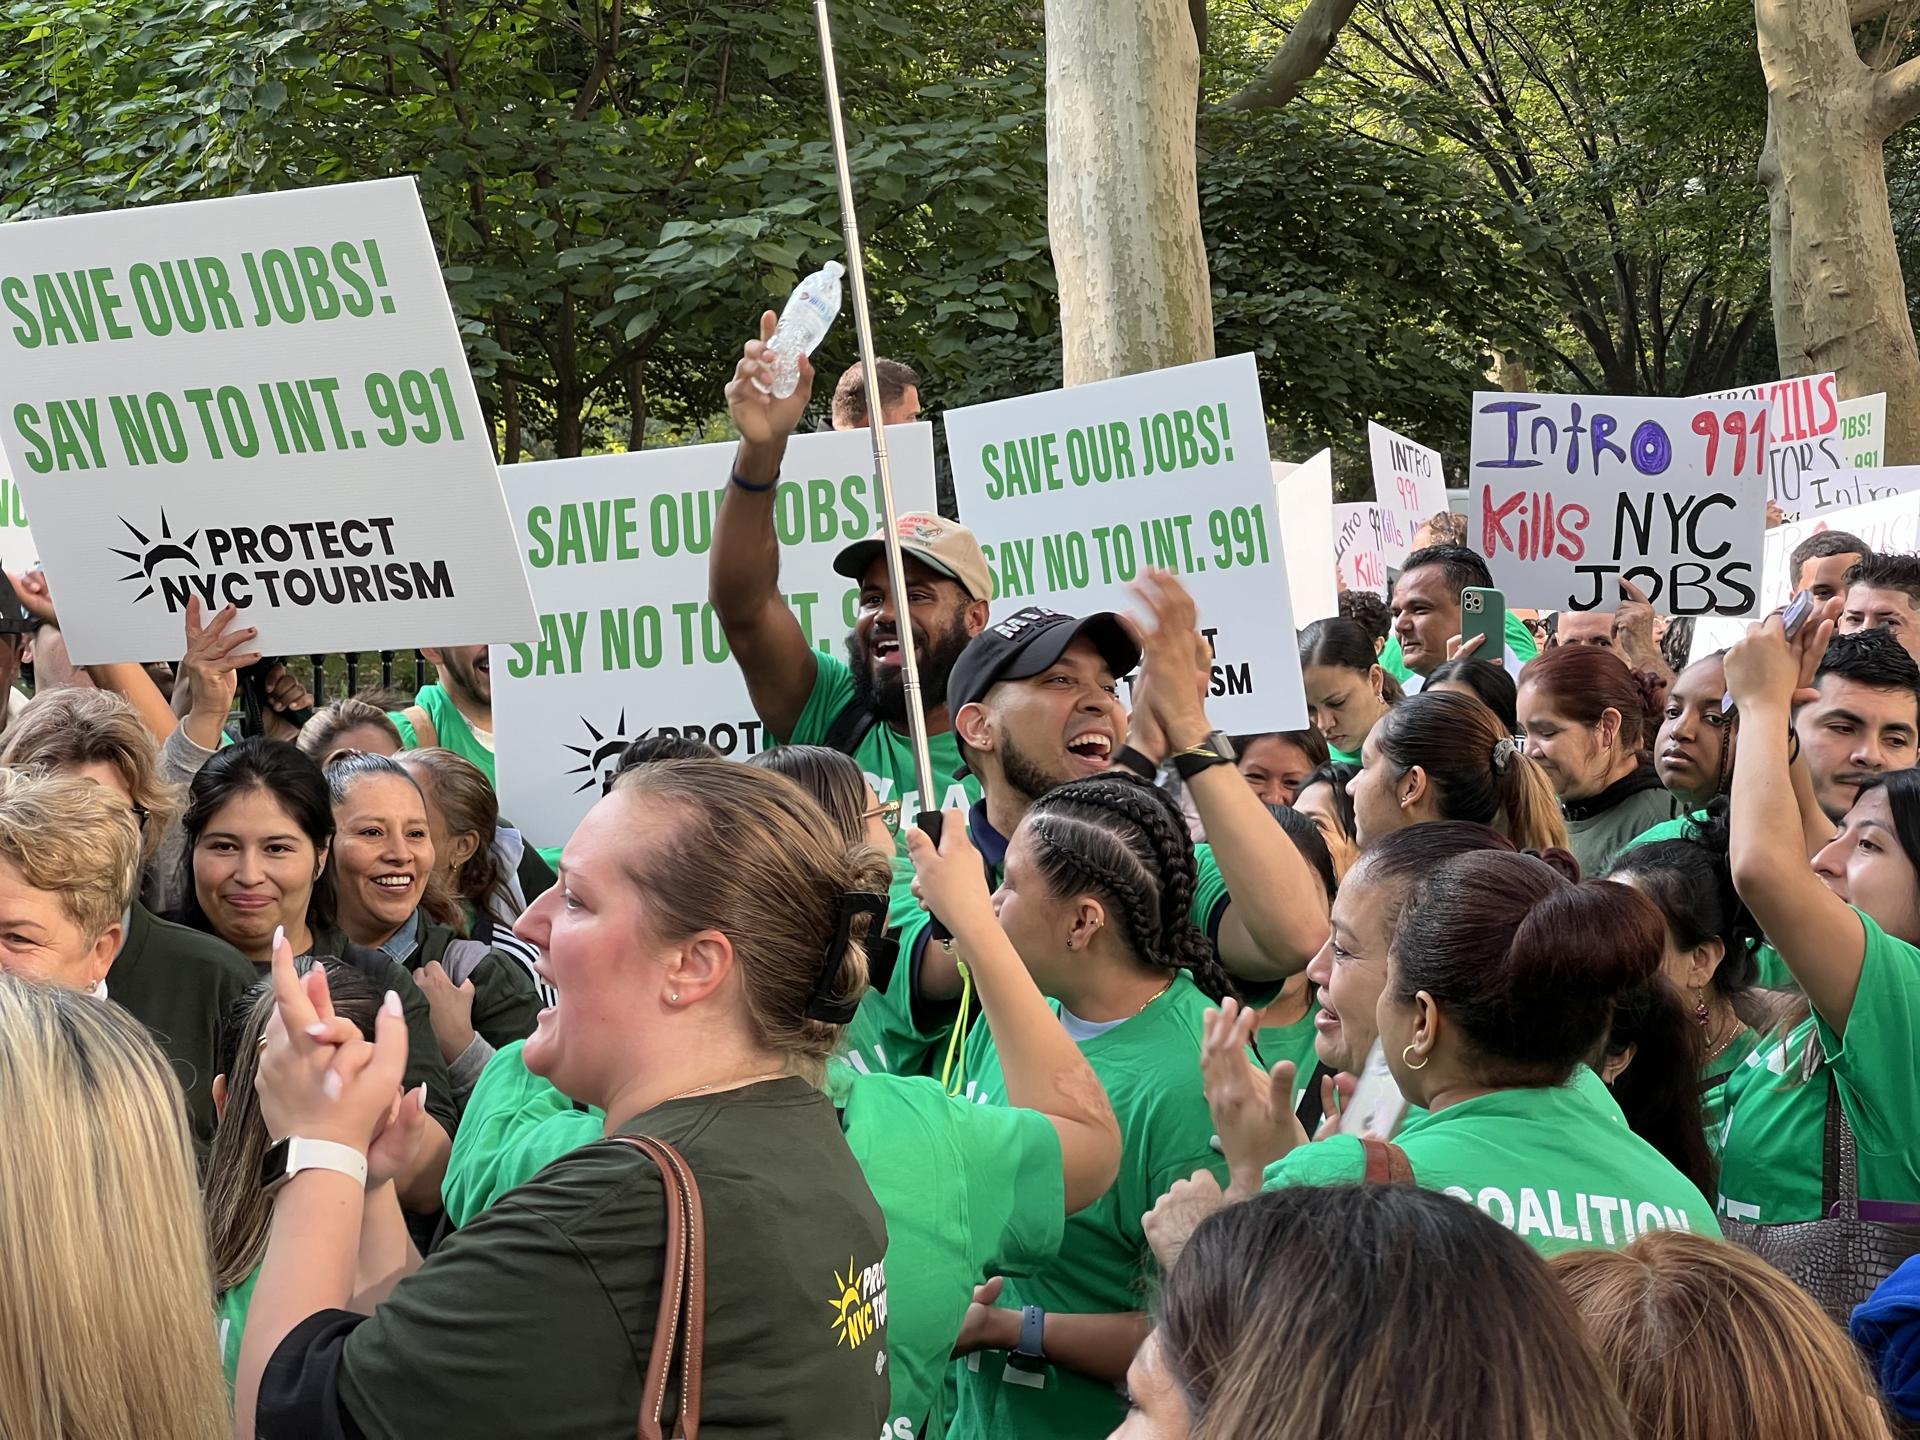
[{"x1": 1022, "y1": 772, "x2": 1237, "y2": 1002}]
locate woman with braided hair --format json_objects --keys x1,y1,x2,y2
[{"x1": 947, "y1": 772, "x2": 1233, "y2": 1440}]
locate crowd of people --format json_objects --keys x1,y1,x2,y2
[{"x1": 1, "y1": 318, "x2": 1918, "y2": 1440}]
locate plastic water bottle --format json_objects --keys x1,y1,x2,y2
[{"x1": 760, "y1": 260, "x2": 844, "y2": 399}]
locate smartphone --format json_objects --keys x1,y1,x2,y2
[
  {"x1": 1781, "y1": 589, "x2": 1815, "y2": 639},
  {"x1": 1337, "y1": 1040, "x2": 1409, "y2": 1140},
  {"x1": 1460, "y1": 586, "x2": 1506, "y2": 664}
]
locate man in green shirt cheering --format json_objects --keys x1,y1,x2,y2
[
  {"x1": 389, "y1": 646, "x2": 495, "y2": 783},
  {"x1": 711, "y1": 314, "x2": 991, "y2": 849}
]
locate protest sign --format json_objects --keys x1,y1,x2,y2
[
  {"x1": 0, "y1": 178, "x2": 536, "y2": 662},
  {"x1": 1836, "y1": 394, "x2": 1887, "y2": 469},
  {"x1": 1698, "y1": 373, "x2": 1844, "y2": 518},
  {"x1": 1366, "y1": 421, "x2": 1447, "y2": 566},
  {"x1": 0, "y1": 474, "x2": 35, "y2": 572},
  {"x1": 1332, "y1": 503, "x2": 1387, "y2": 595},
  {"x1": 1276, "y1": 451, "x2": 1337, "y2": 623},
  {"x1": 944, "y1": 353, "x2": 1306, "y2": 730},
  {"x1": 491, "y1": 426, "x2": 940, "y2": 849},
  {"x1": 1468, "y1": 391, "x2": 1769, "y2": 617}
]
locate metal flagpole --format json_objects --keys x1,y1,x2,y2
[{"x1": 813, "y1": 0, "x2": 940, "y2": 827}]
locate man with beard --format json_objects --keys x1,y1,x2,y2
[
  {"x1": 843, "y1": 572, "x2": 1331, "y2": 1078},
  {"x1": 389, "y1": 645, "x2": 496, "y2": 784},
  {"x1": 712, "y1": 315, "x2": 990, "y2": 847}
]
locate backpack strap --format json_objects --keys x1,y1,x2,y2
[
  {"x1": 605, "y1": 1135, "x2": 705, "y2": 1440},
  {"x1": 821, "y1": 702, "x2": 878, "y2": 758},
  {"x1": 1360, "y1": 1136, "x2": 1415, "y2": 1187},
  {"x1": 402, "y1": 704, "x2": 438, "y2": 750},
  {"x1": 443, "y1": 938, "x2": 494, "y2": 988}
]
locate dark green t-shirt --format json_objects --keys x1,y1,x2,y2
[
  {"x1": 260, "y1": 1078, "x2": 890, "y2": 1439},
  {"x1": 108, "y1": 903, "x2": 256, "y2": 1154},
  {"x1": 406, "y1": 920, "x2": 542, "y2": 1053}
]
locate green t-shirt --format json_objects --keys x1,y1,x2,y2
[
  {"x1": 216, "y1": 1268, "x2": 260, "y2": 1394},
  {"x1": 1700, "y1": 1027, "x2": 1761, "y2": 1161},
  {"x1": 1618, "y1": 809, "x2": 1708, "y2": 853},
  {"x1": 949, "y1": 974, "x2": 1226, "y2": 1440},
  {"x1": 1264, "y1": 1081, "x2": 1721, "y2": 1256},
  {"x1": 1716, "y1": 910, "x2": 1920, "y2": 1223},
  {"x1": 1257, "y1": 995, "x2": 1321, "y2": 1110},
  {"x1": 844, "y1": 831, "x2": 1240, "y2": 1082},
  {"x1": 321, "y1": 1079, "x2": 889, "y2": 1438},
  {"x1": 783, "y1": 650, "x2": 979, "y2": 858},
  {"x1": 440, "y1": 1043, "x2": 1066, "y2": 1440},
  {"x1": 389, "y1": 684, "x2": 494, "y2": 784}
]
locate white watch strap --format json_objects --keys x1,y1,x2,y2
[{"x1": 284, "y1": 1137, "x2": 369, "y2": 1189}]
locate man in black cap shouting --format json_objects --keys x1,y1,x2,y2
[
  {"x1": 712, "y1": 315, "x2": 990, "y2": 847},
  {"x1": 843, "y1": 570, "x2": 1330, "y2": 1078}
]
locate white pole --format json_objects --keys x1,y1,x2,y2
[{"x1": 813, "y1": 0, "x2": 939, "y2": 817}]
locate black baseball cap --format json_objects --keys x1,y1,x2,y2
[{"x1": 948, "y1": 606, "x2": 1141, "y2": 714}]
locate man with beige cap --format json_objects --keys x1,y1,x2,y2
[{"x1": 713, "y1": 314, "x2": 991, "y2": 846}]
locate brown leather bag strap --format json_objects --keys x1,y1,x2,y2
[
  {"x1": 1360, "y1": 1136, "x2": 1415, "y2": 1187},
  {"x1": 607, "y1": 1135, "x2": 706, "y2": 1440}
]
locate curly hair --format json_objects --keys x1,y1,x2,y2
[{"x1": 1023, "y1": 773, "x2": 1236, "y2": 1002}]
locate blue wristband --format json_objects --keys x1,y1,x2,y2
[
  {"x1": 1014, "y1": 1304, "x2": 1046, "y2": 1359},
  {"x1": 730, "y1": 467, "x2": 777, "y2": 493}
]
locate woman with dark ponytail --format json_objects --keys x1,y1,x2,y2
[
  {"x1": 1349, "y1": 689, "x2": 1569, "y2": 852},
  {"x1": 1518, "y1": 645, "x2": 1683, "y2": 874},
  {"x1": 947, "y1": 772, "x2": 1232, "y2": 1440},
  {"x1": 1183, "y1": 850, "x2": 1720, "y2": 1258}
]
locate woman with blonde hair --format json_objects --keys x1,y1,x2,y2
[
  {"x1": 0, "y1": 759, "x2": 252, "y2": 1150},
  {"x1": 237, "y1": 759, "x2": 894, "y2": 1437},
  {"x1": 1553, "y1": 1230, "x2": 1894, "y2": 1439},
  {"x1": 0, "y1": 972, "x2": 229, "y2": 1439}
]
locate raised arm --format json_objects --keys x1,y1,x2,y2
[
  {"x1": 710, "y1": 311, "x2": 823, "y2": 741},
  {"x1": 1725, "y1": 601, "x2": 1870, "y2": 1033},
  {"x1": 1129, "y1": 571, "x2": 1329, "y2": 981},
  {"x1": 911, "y1": 816, "x2": 1121, "y2": 1211}
]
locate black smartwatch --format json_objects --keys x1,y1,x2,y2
[{"x1": 1169, "y1": 730, "x2": 1236, "y2": 782}]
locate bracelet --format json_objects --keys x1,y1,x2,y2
[
  {"x1": 729, "y1": 467, "x2": 778, "y2": 493},
  {"x1": 1110, "y1": 745, "x2": 1157, "y2": 781},
  {"x1": 1014, "y1": 1304, "x2": 1047, "y2": 1359}
]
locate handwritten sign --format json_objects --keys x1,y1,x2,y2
[
  {"x1": 1698, "y1": 373, "x2": 1842, "y2": 519},
  {"x1": 1333, "y1": 503, "x2": 1386, "y2": 595},
  {"x1": 1469, "y1": 391, "x2": 1768, "y2": 616},
  {"x1": 1366, "y1": 421, "x2": 1447, "y2": 567}
]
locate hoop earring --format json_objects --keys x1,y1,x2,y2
[{"x1": 1401, "y1": 1043, "x2": 1430, "y2": 1071}]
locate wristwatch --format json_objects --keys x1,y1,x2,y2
[
  {"x1": 1169, "y1": 729, "x2": 1236, "y2": 782},
  {"x1": 259, "y1": 1136, "x2": 369, "y2": 1195},
  {"x1": 1013, "y1": 1304, "x2": 1047, "y2": 1360}
]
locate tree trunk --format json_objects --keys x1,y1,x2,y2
[
  {"x1": 626, "y1": 355, "x2": 647, "y2": 453},
  {"x1": 1758, "y1": 108, "x2": 1814, "y2": 378},
  {"x1": 1045, "y1": 0, "x2": 1214, "y2": 384},
  {"x1": 1757, "y1": 0, "x2": 1920, "y2": 461}
]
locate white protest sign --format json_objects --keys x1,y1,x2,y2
[
  {"x1": 1276, "y1": 451, "x2": 1337, "y2": 623},
  {"x1": 492, "y1": 426, "x2": 938, "y2": 849},
  {"x1": 1698, "y1": 373, "x2": 1843, "y2": 519},
  {"x1": 0, "y1": 178, "x2": 536, "y2": 662},
  {"x1": 1469, "y1": 391, "x2": 1768, "y2": 616},
  {"x1": 1332, "y1": 503, "x2": 1386, "y2": 595},
  {"x1": 1366, "y1": 421, "x2": 1447, "y2": 566},
  {"x1": 944, "y1": 353, "x2": 1305, "y2": 729},
  {"x1": 1836, "y1": 394, "x2": 1887, "y2": 470},
  {"x1": 0, "y1": 474, "x2": 35, "y2": 572}
]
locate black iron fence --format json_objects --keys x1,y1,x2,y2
[{"x1": 283, "y1": 650, "x2": 431, "y2": 707}]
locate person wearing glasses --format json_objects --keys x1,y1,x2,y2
[{"x1": 0, "y1": 688, "x2": 256, "y2": 1153}]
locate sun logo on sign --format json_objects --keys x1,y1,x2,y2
[
  {"x1": 564, "y1": 710, "x2": 635, "y2": 794},
  {"x1": 110, "y1": 511, "x2": 202, "y2": 604}
]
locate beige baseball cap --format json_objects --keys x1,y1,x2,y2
[{"x1": 832, "y1": 511, "x2": 994, "y2": 603}]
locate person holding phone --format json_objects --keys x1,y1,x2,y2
[
  {"x1": 1517, "y1": 646, "x2": 1684, "y2": 875},
  {"x1": 1385, "y1": 546, "x2": 1538, "y2": 685}
]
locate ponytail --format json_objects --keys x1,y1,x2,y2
[
  {"x1": 1375, "y1": 691, "x2": 1568, "y2": 853},
  {"x1": 1497, "y1": 745, "x2": 1572, "y2": 855}
]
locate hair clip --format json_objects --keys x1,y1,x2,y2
[{"x1": 805, "y1": 891, "x2": 888, "y2": 1023}]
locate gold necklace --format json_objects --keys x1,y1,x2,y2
[
  {"x1": 661, "y1": 1070, "x2": 791, "y2": 1103},
  {"x1": 1133, "y1": 977, "x2": 1175, "y2": 1017},
  {"x1": 1702, "y1": 1019, "x2": 1743, "y2": 1064}
]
